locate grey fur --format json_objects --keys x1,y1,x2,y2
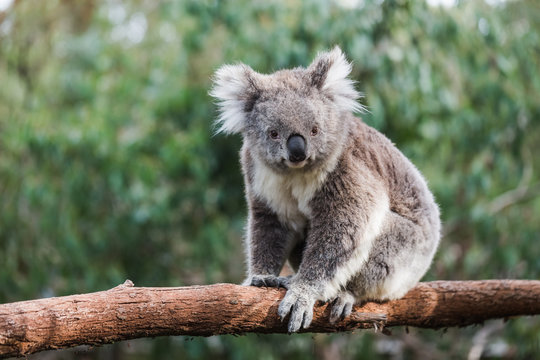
[{"x1": 210, "y1": 47, "x2": 441, "y2": 333}]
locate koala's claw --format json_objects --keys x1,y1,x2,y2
[
  {"x1": 245, "y1": 275, "x2": 291, "y2": 288},
  {"x1": 329, "y1": 291, "x2": 355, "y2": 323},
  {"x1": 278, "y1": 288, "x2": 315, "y2": 333}
]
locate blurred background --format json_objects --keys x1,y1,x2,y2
[{"x1": 1, "y1": 0, "x2": 539, "y2": 358}]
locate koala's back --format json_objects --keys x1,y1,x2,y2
[
  {"x1": 349, "y1": 119, "x2": 440, "y2": 233},
  {"x1": 314, "y1": 117, "x2": 441, "y2": 300}
]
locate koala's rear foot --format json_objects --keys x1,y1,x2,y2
[
  {"x1": 329, "y1": 291, "x2": 355, "y2": 323},
  {"x1": 244, "y1": 275, "x2": 291, "y2": 288}
]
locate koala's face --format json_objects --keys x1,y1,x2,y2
[
  {"x1": 245, "y1": 84, "x2": 340, "y2": 172},
  {"x1": 211, "y1": 47, "x2": 363, "y2": 172}
]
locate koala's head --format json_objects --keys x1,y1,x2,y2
[{"x1": 210, "y1": 46, "x2": 363, "y2": 173}]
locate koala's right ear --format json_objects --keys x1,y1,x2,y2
[
  {"x1": 306, "y1": 47, "x2": 364, "y2": 114},
  {"x1": 210, "y1": 64, "x2": 261, "y2": 134}
]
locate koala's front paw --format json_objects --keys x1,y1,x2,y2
[
  {"x1": 329, "y1": 291, "x2": 355, "y2": 323},
  {"x1": 243, "y1": 275, "x2": 291, "y2": 288},
  {"x1": 277, "y1": 286, "x2": 317, "y2": 333}
]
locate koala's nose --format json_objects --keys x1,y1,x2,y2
[{"x1": 286, "y1": 135, "x2": 307, "y2": 163}]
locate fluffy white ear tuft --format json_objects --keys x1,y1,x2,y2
[
  {"x1": 308, "y1": 46, "x2": 365, "y2": 114},
  {"x1": 210, "y1": 64, "x2": 259, "y2": 134}
]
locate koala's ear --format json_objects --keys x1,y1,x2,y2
[
  {"x1": 307, "y1": 46, "x2": 364, "y2": 113},
  {"x1": 210, "y1": 64, "x2": 261, "y2": 134}
]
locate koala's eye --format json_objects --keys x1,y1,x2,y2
[
  {"x1": 269, "y1": 130, "x2": 280, "y2": 139},
  {"x1": 310, "y1": 126, "x2": 319, "y2": 136}
]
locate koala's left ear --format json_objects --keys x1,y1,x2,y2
[
  {"x1": 210, "y1": 64, "x2": 261, "y2": 134},
  {"x1": 307, "y1": 46, "x2": 364, "y2": 113}
]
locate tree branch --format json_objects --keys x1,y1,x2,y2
[{"x1": 1, "y1": 280, "x2": 539, "y2": 358}]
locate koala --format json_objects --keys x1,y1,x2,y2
[{"x1": 210, "y1": 47, "x2": 441, "y2": 333}]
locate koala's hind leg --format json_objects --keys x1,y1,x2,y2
[
  {"x1": 348, "y1": 212, "x2": 437, "y2": 301},
  {"x1": 329, "y1": 290, "x2": 355, "y2": 323}
]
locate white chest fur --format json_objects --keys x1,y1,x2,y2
[{"x1": 251, "y1": 160, "x2": 328, "y2": 232}]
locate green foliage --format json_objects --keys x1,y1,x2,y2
[{"x1": 0, "y1": 0, "x2": 539, "y2": 358}]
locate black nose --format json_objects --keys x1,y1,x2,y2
[{"x1": 286, "y1": 135, "x2": 306, "y2": 163}]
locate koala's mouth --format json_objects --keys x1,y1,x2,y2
[{"x1": 283, "y1": 157, "x2": 311, "y2": 169}]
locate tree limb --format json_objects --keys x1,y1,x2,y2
[{"x1": 1, "y1": 280, "x2": 539, "y2": 358}]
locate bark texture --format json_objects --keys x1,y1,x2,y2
[{"x1": 1, "y1": 280, "x2": 539, "y2": 358}]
